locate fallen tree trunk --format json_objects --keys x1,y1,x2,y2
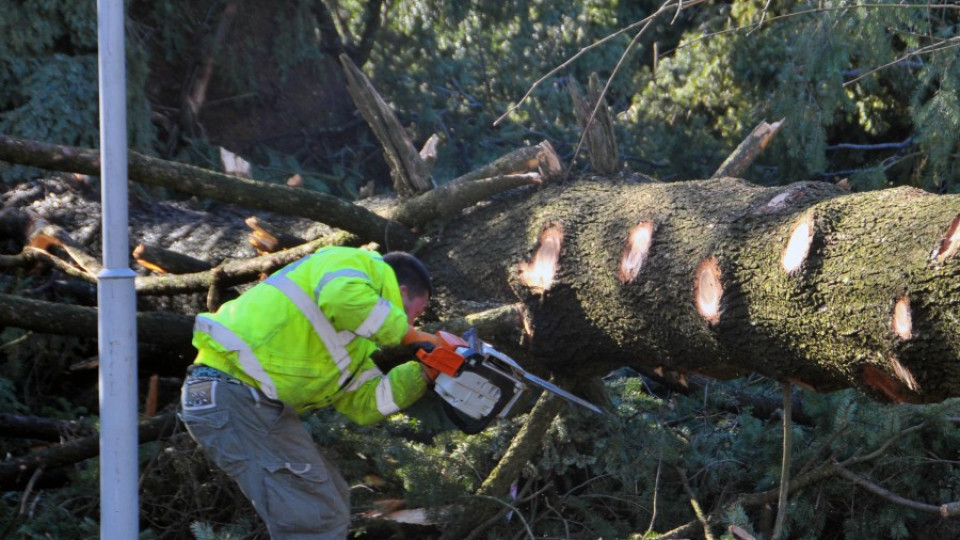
[{"x1": 421, "y1": 178, "x2": 960, "y2": 403}]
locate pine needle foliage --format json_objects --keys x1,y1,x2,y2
[
  {"x1": 626, "y1": 0, "x2": 960, "y2": 190},
  {"x1": 0, "y1": 1, "x2": 155, "y2": 184},
  {"x1": 4, "y1": 1, "x2": 956, "y2": 192}
]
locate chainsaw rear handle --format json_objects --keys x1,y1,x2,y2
[{"x1": 416, "y1": 347, "x2": 466, "y2": 377}]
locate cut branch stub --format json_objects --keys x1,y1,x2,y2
[
  {"x1": 536, "y1": 140, "x2": 563, "y2": 182},
  {"x1": 245, "y1": 216, "x2": 306, "y2": 254},
  {"x1": 694, "y1": 257, "x2": 723, "y2": 325},
  {"x1": 892, "y1": 293, "x2": 913, "y2": 341},
  {"x1": 862, "y1": 364, "x2": 910, "y2": 403},
  {"x1": 888, "y1": 356, "x2": 919, "y2": 392},
  {"x1": 712, "y1": 118, "x2": 785, "y2": 179},
  {"x1": 619, "y1": 221, "x2": 655, "y2": 283},
  {"x1": 781, "y1": 214, "x2": 815, "y2": 274},
  {"x1": 519, "y1": 224, "x2": 563, "y2": 293},
  {"x1": 132, "y1": 243, "x2": 212, "y2": 275},
  {"x1": 932, "y1": 213, "x2": 960, "y2": 264}
]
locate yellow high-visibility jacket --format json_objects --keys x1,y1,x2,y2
[{"x1": 192, "y1": 246, "x2": 427, "y2": 424}]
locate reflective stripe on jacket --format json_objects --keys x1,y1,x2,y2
[{"x1": 191, "y1": 246, "x2": 427, "y2": 424}]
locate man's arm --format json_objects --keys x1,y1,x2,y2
[
  {"x1": 318, "y1": 277, "x2": 409, "y2": 346},
  {"x1": 332, "y1": 360, "x2": 428, "y2": 426}
]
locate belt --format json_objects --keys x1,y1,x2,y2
[{"x1": 186, "y1": 364, "x2": 245, "y2": 385}]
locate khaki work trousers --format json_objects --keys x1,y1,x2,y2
[{"x1": 180, "y1": 374, "x2": 351, "y2": 540}]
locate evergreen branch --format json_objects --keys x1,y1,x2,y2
[
  {"x1": 661, "y1": 417, "x2": 939, "y2": 538},
  {"x1": 440, "y1": 393, "x2": 563, "y2": 540},
  {"x1": 844, "y1": 37, "x2": 960, "y2": 87},
  {"x1": 840, "y1": 421, "x2": 929, "y2": 467}
]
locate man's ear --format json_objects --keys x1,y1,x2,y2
[{"x1": 399, "y1": 284, "x2": 409, "y2": 300}]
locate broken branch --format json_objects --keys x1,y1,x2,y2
[{"x1": 712, "y1": 119, "x2": 785, "y2": 179}]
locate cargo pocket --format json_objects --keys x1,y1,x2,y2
[
  {"x1": 262, "y1": 461, "x2": 349, "y2": 534},
  {"x1": 182, "y1": 410, "x2": 249, "y2": 477}
]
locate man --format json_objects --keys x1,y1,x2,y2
[{"x1": 180, "y1": 246, "x2": 443, "y2": 540}]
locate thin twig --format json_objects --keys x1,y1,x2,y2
[
  {"x1": 493, "y1": 0, "x2": 715, "y2": 126},
  {"x1": 844, "y1": 37, "x2": 960, "y2": 87},
  {"x1": 644, "y1": 454, "x2": 663, "y2": 536},
  {"x1": 0, "y1": 331, "x2": 33, "y2": 351},
  {"x1": 833, "y1": 464, "x2": 951, "y2": 515},
  {"x1": 677, "y1": 467, "x2": 715, "y2": 540},
  {"x1": 841, "y1": 421, "x2": 928, "y2": 467},
  {"x1": 19, "y1": 466, "x2": 44, "y2": 516},
  {"x1": 463, "y1": 494, "x2": 535, "y2": 540},
  {"x1": 771, "y1": 383, "x2": 792, "y2": 540}
]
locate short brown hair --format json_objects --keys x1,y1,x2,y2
[{"x1": 383, "y1": 251, "x2": 433, "y2": 297}]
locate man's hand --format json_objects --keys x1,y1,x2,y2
[
  {"x1": 402, "y1": 328, "x2": 446, "y2": 382},
  {"x1": 402, "y1": 327, "x2": 443, "y2": 349}
]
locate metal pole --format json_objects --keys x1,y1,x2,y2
[{"x1": 97, "y1": 0, "x2": 138, "y2": 538}]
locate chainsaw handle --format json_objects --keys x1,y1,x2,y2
[{"x1": 416, "y1": 347, "x2": 465, "y2": 377}]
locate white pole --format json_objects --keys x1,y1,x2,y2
[{"x1": 97, "y1": 0, "x2": 139, "y2": 538}]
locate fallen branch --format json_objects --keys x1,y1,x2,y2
[
  {"x1": 450, "y1": 141, "x2": 562, "y2": 185},
  {"x1": 391, "y1": 173, "x2": 542, "y2": 227},
  {"x1": 833, "y1": 464, "x2": 956, "y2": 516},
  {"x1": 133, "y1": 243, "x2": 212, "y2": 274},
  {"x1": 660, "y1": 420, "x2": 955, "y2": 538},
  {"x1": 244, "y1": 216, "x2": 306, "y2": 254},
  {"x1": 0, "y1": 413, "x2": 94, "y2": 442},
  {"x1": 18, "y1": 231, "x2": 358, "y2": 296},
  {"x1": 0, "y1": 133, "x2": 418, "y2": 249},
  {"x1": 27, "y1": 221, "x2": 102, "y2": 277},
  {"x1": 0, "y1": 412, "x2": 179, "y2": 491},
  {"x1": 390, "y1": 141, "x2": 561, "y2": 227},
  {"x1": 0, "y1": 293, "x2": 194, "y2": 346}
]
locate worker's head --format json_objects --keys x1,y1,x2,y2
[{"x1": 383, "y1": 251, "x2": 433, "y2": 323}]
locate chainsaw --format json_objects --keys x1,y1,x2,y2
[{"x1": 416, "y1": 328, "x2": 604, "y2": 433}]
